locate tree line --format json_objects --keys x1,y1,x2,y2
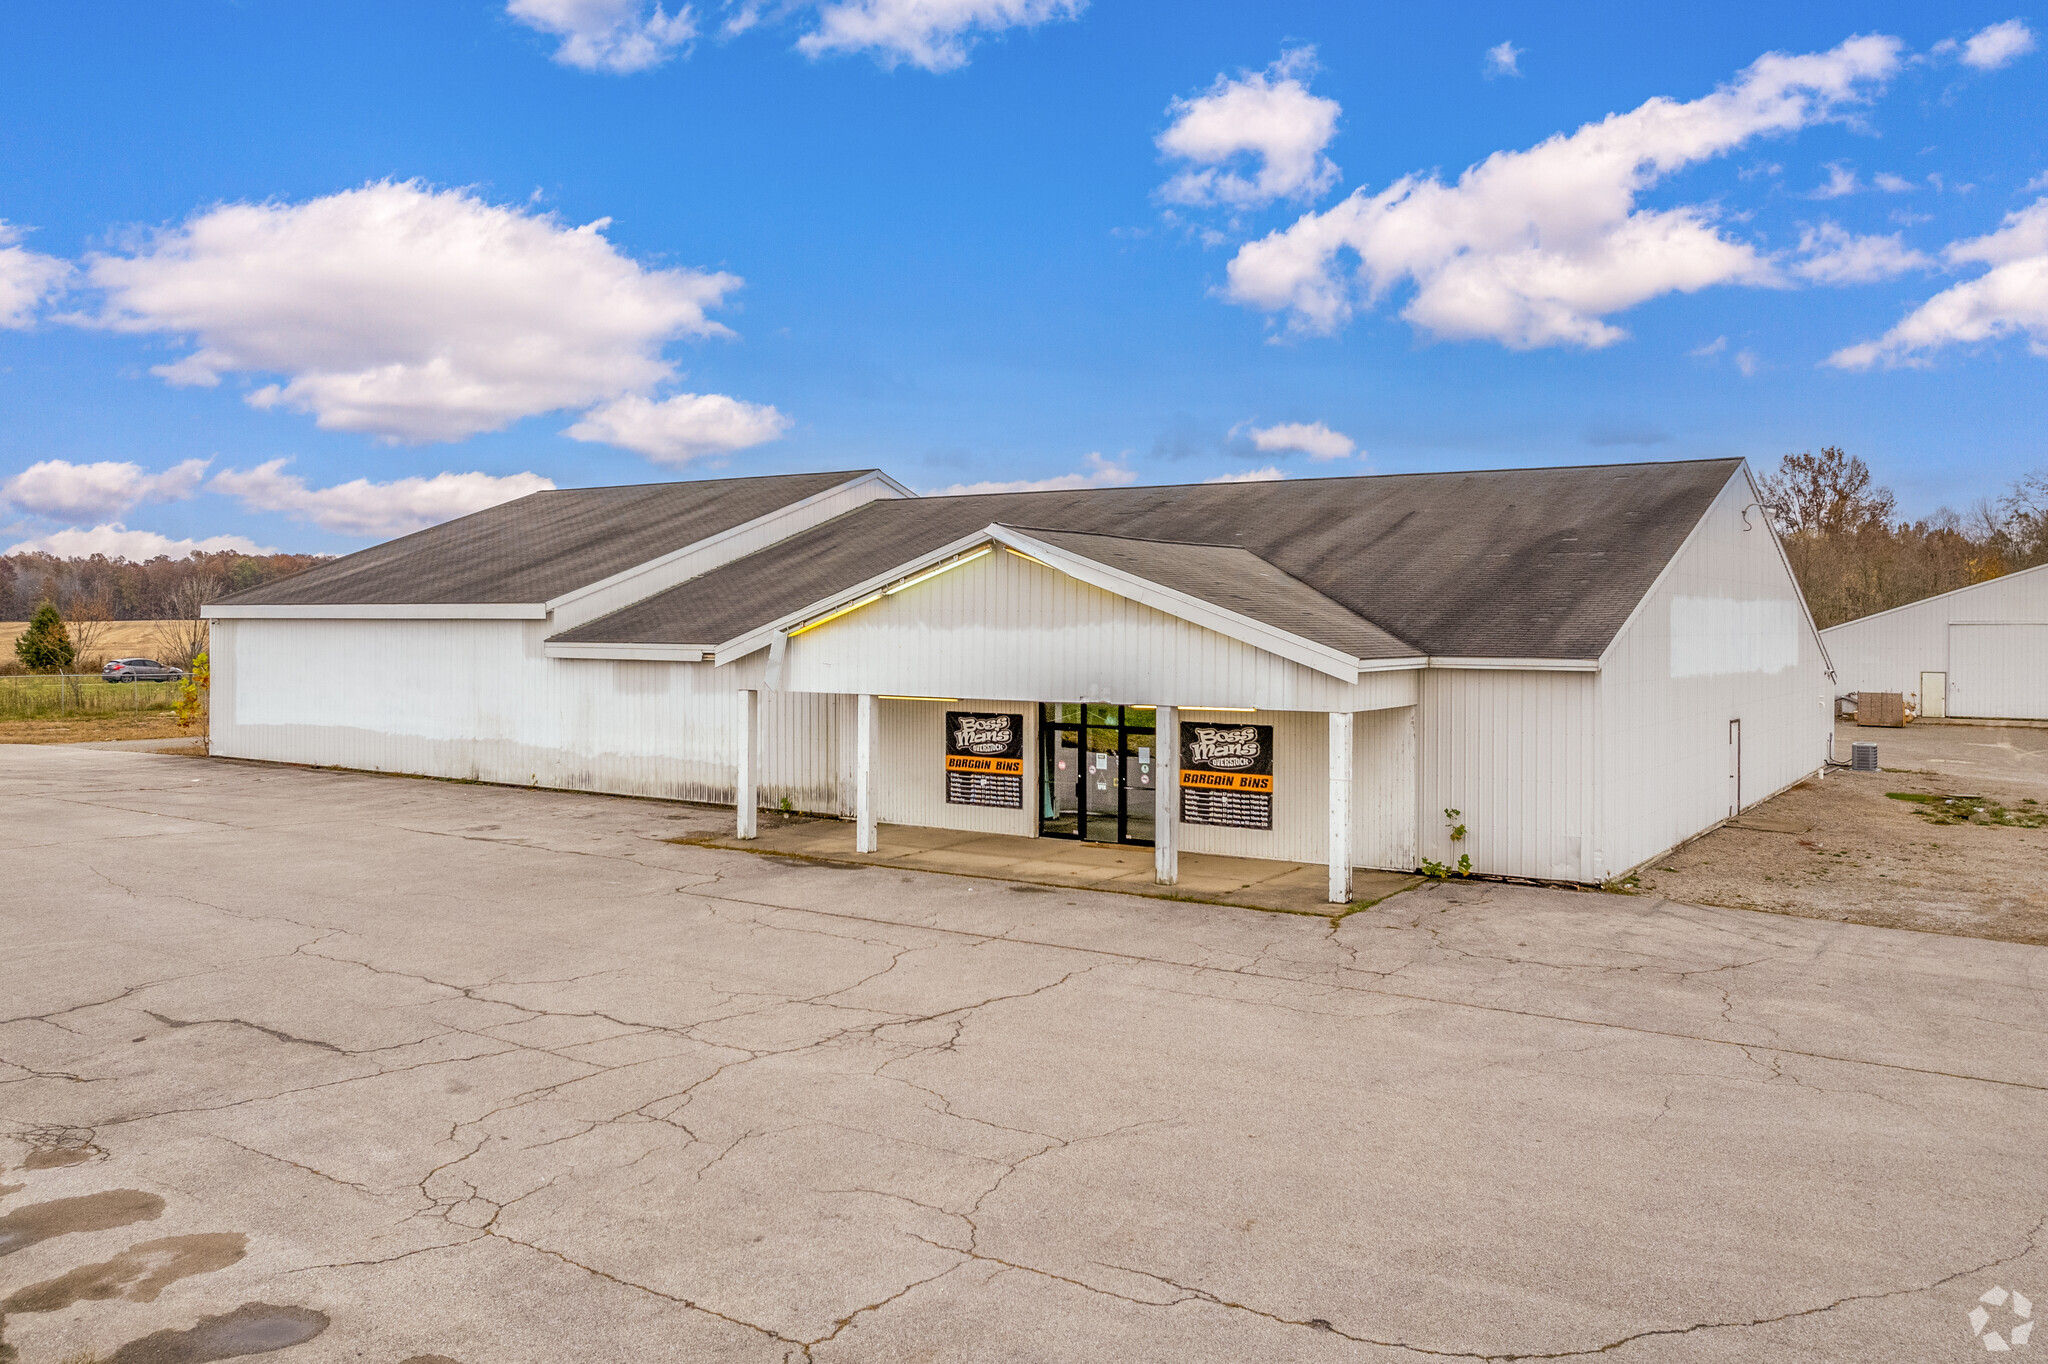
[
  {"x1": 0, "y1": 550, "x2": 329, "y2": 623},
  {"x1": 1757, "y1": 449, "x2": 2048, "y2": 629}
]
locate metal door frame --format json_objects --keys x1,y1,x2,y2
[
  {"x1": 1038, "y1": 704, "x2": 1155, "y2": 846},
  {"x1": 1728, "y1": 718, "x2": 1742, "y2": 817}
]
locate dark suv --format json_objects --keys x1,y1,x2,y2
[{"x1": 102, "y1": 658, "x2": 183, "y2": 682}]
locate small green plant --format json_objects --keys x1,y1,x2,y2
[
  {"x1": 1420, "y1": 808, "x2": 1474, "y2": 879},
  {"x1": 1886, "y1": 791, "x2": 2047, "y2": 828},
  {"x1": 778, "y1": 795, "x2": 794, "y2": 813}
]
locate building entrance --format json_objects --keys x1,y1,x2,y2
[{"x1": 1039, "y1": 704, "x2": 1157, "y2": 845}]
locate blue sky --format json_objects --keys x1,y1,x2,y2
[{"x1": 1, "y1": 1, "x2": 2044, "y2": 557}]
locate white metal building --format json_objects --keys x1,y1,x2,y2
[
  {"x1": 1818, "y1": 562, "x2": 2048, "y2": 720},
  {"x1": 205, "y1": 458, "x2": 1834, "y2": 898}
]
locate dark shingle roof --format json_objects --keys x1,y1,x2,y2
[
  {"x1": 552, "y1": 459, "x2": 1742, "y2": 660},
  {"x1": 1008, "y1": 528, "x2": 1417, "y2": 660},
  {"x1": 211, "y1": 471, "x2": 877, "y2": 607}
]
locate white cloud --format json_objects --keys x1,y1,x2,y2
[
  {"x1": 1689, "y1": 335, "x2": 1728, "y2": 356},
  {"x1": 6, "y1": 524, "x2": 274, "y2": 560},
  {"x1": 507, "y1": 0, "x2": 696, "y2": 72},
  {"x1": 1872, "y1": 172, "x2": 1915, "y2": 193},
  {"x1": 1245, "y1": 419, "x2": 1356, "y2": 460},
  {"x1": 1484, "y1": 41, "x2": 1522, "y2": 78},
  {"x1": 1735, "y1": 348, "x2": 1761, "y2": 376},
  {"x1": 564, "y1": 391, "x2": 792, "y2": 464},
  {"x1": 1960, "y1": 19, "x2": 2036, "y2": 70},
  {"x1": 2024, "y1": 170, "x2": 2048, "y2": 193},
  {"x1": 1158, "y1": 47, "x2": 1341, "y2": 209},
  {"x1": 0, "y1": 222, "x2": 69, "y2": 328},
  {"x1": 1809, "y1": 161, "x2": 1861, "y2": 199},
  {"x1": 2, "y1": 458, "x2": 210, "y2": 524},
  {"x1": 796, "y1": 0, "x2": 1082, "y2": 72},
  {"x1": 83, "y1": 180, "x2": 742, "y2": 444},
  {"x1": 1791, "y1": 221, "x2": 1934, "y2": 284},
  {"x1": 209, "y1": 460, "x2": 554, "y2": 538},
  {"x1": 1224, "y1": 35, "x2": 1902, "y2": 347},
  {"x1": 1829, "y1": 197, "x2": 2048, "y2": 368},
  {"x1": 924, "y1": 452, "x2": 1134, "y2": 496},
  {"x1": 1204, "y1": 466, "x2": 1285, "y2": 483}
]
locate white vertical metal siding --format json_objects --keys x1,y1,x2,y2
[
  {"x1": 1418, "y1": 668, "x2": 1597, "y2": 881},
  {"x1": 1169, "y1": 707, "x2": 1417, "y2": 869},
  {"x1": 1818, "y1": 562, "x2": 2048, "y2": 706},
  {"x1": 211, "y1": 618, "x2": 844, "y2": 810},
  {"x1": 781, "y1": 547, "x2": 1420, "y2": 713},
  {"x1": 1353, "y1": 705, "x2": 1417, "y2": 871},
  {"x1": 1950, "y1": 623, "x2": 2048, "y2": 719},
  {"x1": 1594, "y1": 471, "x2": 1830, "y2": 877},
  {"x1": 872, "y1": 698, "x2": 1038, "y2": 837}
]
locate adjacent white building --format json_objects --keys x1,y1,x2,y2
[
  {"x1": 205, "y1": 458, "x2": 1834, "y2": 898},
  {"x1": 1819, "y1": 563, "x2": 2048, "y2": 720}
]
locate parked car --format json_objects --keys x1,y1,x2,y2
[{"x1": 103, "y1": 658, "x2": 183, "y2": 683}]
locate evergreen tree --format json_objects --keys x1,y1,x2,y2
[{"x1": 14, "y1": 600, "x2": 76, "y2": 672}]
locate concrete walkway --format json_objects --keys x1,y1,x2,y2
[{"x1": 687, "y1": 815, "x2": 1420, "y2": 916}]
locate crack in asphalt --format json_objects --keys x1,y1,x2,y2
[{"x1": 10, "y1": 763, "x2": 2048, "y2": 1361}]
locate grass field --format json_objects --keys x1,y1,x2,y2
[
  {"x1": 1, "y1": 619, "x2": 188, "y2": 667},
  {"x1": 0, "y1": 672, "x2": 185, "y2": 720}
]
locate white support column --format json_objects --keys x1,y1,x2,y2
[
  {"x1": 1154, "y1": 705, "x2": 1178, "y2": 885},
  {"x1": 735, "y1": 688, "x2": 759, "y2": 840},
  {"x1": 855, "y1": 692, "x2": 878, "y2": 854},
  {"x1": 1328, "y1": 711, "x2": 1354, "y2": 904}
]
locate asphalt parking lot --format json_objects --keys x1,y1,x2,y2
[{"x1": 3, "y1": 746, "x2": 2045, "y2": 1362}]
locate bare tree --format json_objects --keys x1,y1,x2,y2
[
  {"x1": 1756, "y1": 447, "x2": 1896, "y2": 537},
  {"x1": 67, "y1": 591, "x2": 115, "y2": 670},
  {"x1": 148, "y1": 575, "x2": 220, "y2": 670}
]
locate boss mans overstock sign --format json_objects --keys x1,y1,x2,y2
[
  {"x1": 1178, "y1": 721, "x2": 1274, "y2": 830},
  {"x1": 945, "y1": 711, "x2": 1024, "y2": 809}
]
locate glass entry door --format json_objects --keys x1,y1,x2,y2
[{"x1": 1039, "y1": 704, "x2": 1156, "y2": 845}]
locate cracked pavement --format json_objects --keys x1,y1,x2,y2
[{"x1": 2, "y1": 746, "x2": 2045, "y2": 1362}]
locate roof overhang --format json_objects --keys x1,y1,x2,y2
[
  {"x1": 1426, "y1": 656, "x2": 1600, "y2": 671},
  {"x1": 545, "y1": 642, "x2": 714, "y2": 661},
  {"x1": 203, "y1": 602, "x2": 547, "y2": 620}
]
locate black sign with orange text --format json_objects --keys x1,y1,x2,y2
[
  {"x1": 1179, "y1": 721, "x2": 1273, "y2": 829},
  {"x1": 945, "y1": 711, "x2": 1024, "y2": 808}
]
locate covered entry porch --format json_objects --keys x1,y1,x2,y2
[{"x1": 732, "y1": 691, "x2": 1422, "y2": 904}]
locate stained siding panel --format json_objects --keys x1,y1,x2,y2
[{"x1": 212, "y1": 618, "x2": 843, "y2": 811}]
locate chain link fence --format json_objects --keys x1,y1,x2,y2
[{"x1": 0, "y1": 672, "x2": 188, "y2": 720}]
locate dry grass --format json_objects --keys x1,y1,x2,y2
[
  {"x1": 0, "y1": 712, "x2": 199, "y2": 744},
  {"x1": 0, "y1": 674, "x2": 182, "y2": 720},
  {"x1": 1, "y1": 619, "x2": 180, "y2": 664},
  {"x1": 1635, "y1": 766, "x2": 2048, "y2": 946}
]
